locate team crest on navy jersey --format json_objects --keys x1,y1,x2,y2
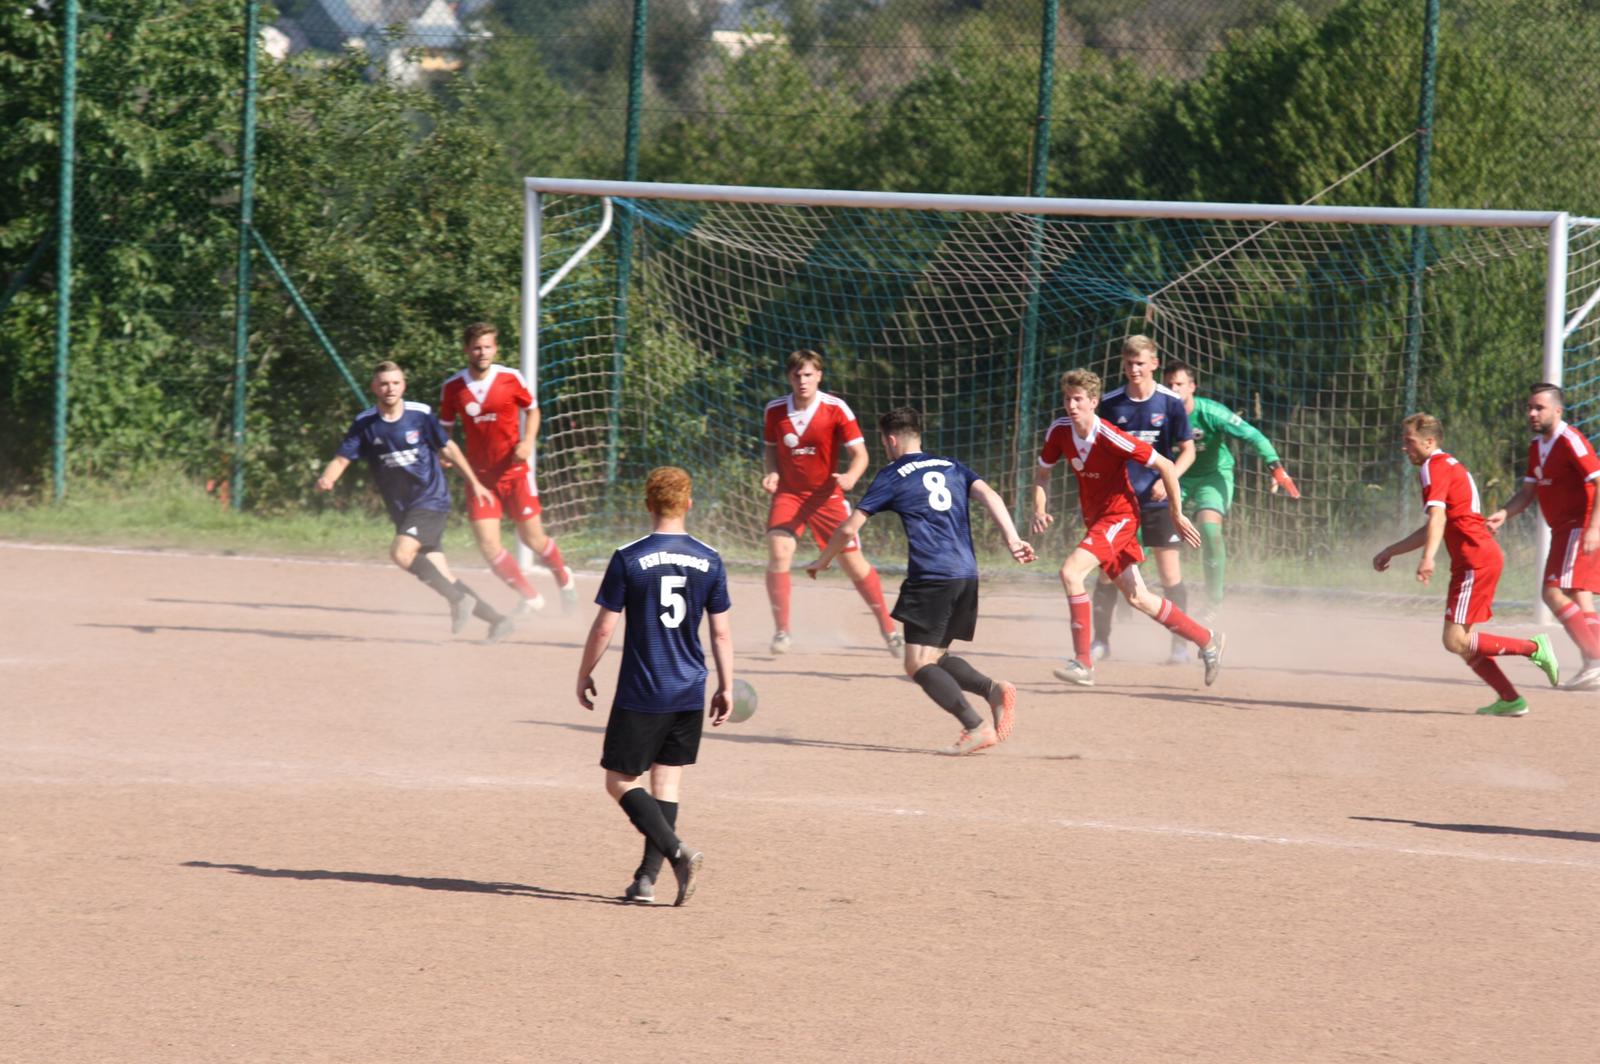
[{"x1": 405, "y1": 430, "x2": 420, "y2": 444}]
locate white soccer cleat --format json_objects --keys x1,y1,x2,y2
[
  {"x1": 1053, "y1": 660, "x2": 1094, "y2": 687},
  {"x1": 1563, "y1": 659, "x2": 1600, "y2": 691}
]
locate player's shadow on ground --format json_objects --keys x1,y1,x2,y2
[
  {"x1": 150, "y1": 596, "x2": 434, "y2": 618},
  {"x1": 522, "y1": 718, "x2": 950, "y2": 757},
  {"x1": 1099, "y1": 686, "x2": 1462, "y2": 717},
  {"x1": 182, "y1": 861, "x2": 627, "y2": 904},
  {"x1": 1350, "y1": 816, "x2": 1600, "y2": 843}
]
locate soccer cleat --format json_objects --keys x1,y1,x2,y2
[
  {"x1": 559, "y1": 573, "x2": 578, "y2": 614},
  {"x1": 1529, "y1": 633, "x2": 1560, "y2": 688},
  {"x1": 884, "y1": 630, "x2": 905, "y2": 656},
  {"x1": 1053, "y1": 660, "x2": 1095, "y2": 687},
  {"x1": 1563, "y1": 660, "x2": 1600, "y2": 690},
  {"x1": 623, "y1": 873, "x2": 656, "y2": 904},
  {"x1": 986, "y1": 680, "x2": 1017, "y2": 742},
  {"x1": 770, "y1": 630, "x2": 792, "y2": 655},
  {"x1": 512, "y1": 593, "x2": 546, "y2": 617},
  {"x1": 485, "y1": 615, "x2": 516, "y2": 644},
  {"x1": 1200, "y1": 632, "x2": 1226, "y2": 687},
  {"x1": 1167, "y1": 646, "x2": 1193, "y2": 665},
  {"x1": 450, "y1": 594, "x2": 475, "y2": 635},
  {"x1": 940, "y1": 722, "x2": 999, "y2": 757},
  {"x1": 1476, "y1": 696, "x2": 1529, "y2": 717},
  {"x1": 1089, "y1": 640, "x2": 1110, "y2": 662},
  {"x1": 669, "y1": 847, "x2": 703, "y2": 907}
]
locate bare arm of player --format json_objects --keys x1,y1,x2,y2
[
  {"x1": 1149, "y1": 453, "x2": 1202, "y2": 549},
  {"x1": 806, "y1": 508, "x2": 871, "y2": 578},
  {"x1": 514, "y1": 404, "x2": 541, "y2": 464},
  {"x1": 439, "y1": 439, "x2": 494, "y2": 509},
  {"x1": 314, "y1": 455, "x2": 351, "y2": 492},
  {"x1": 1415, "y1": 504, "x2": 1448, "y2": 584},
  {"x1": 1029, "y1": 465, "x2": 1054, "y2": 535},
  {"x1": 1149, "y1": 438, "x2": 1197, "y2": 503},
  {"x1": 833, "y1": 439, "x2": 869, "y2": 493},
  {"x1": 761, "y1": 443, "x2": 780, "y2": 495},
  {"x1": 970, "y1": 479, "x2": 1035, "y2": 563},
  {"x1": 576, "y1": 606, "x2": 622, "y2": 710},
  {"x1": 1584, "y1": 481, "x2": 1600, "y2": 554},
  {"x1": 1485, "y1": 481, "x2": 1538, "y2": 532},
  {"x1": 1372, "y1": 521, "x2": 1430, "y2": 572},
  {"x1": 707, "y1": 609, "x2": 734, "y2": 726}
]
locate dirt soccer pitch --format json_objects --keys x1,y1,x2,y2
[{"x1": 2, "y1": 539, "x2": 1598, "y2": 1063}]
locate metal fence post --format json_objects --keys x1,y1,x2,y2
[
  {"x1": 1014, "y1": 0, "x2": 1059, "y2": 525},
  {"x1": 231, "y1": 0, "x2": 261, "y2": 510},
  {"x1": 607, "y1": 0, "x2": 647, "y2": 491},
  {"x1": 52, "y1": 0, "x2": 78, "y2": 502}
]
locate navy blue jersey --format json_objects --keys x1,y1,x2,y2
[
  {"x1": 857, "y1": 453, "x2": 983, "y2": 580},
  {"x1": 1097, "y1": 384, "x2": 1192, "y2": 505},
  {"x1": 596, "y1": 532, "x2": 732, "y2": 714},
  {"x1": 337, "y1": 402, "x2": 453, "y2": 523}
]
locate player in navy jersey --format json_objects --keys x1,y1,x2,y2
[
  {"x1": 1092, "y1": 335, "x2": 1196, "y2": 663},
  {"x1": 807, "y1": 408, "x2": 1035, "y2": 756},
  {"x1": 316, "y1": 361, "x2": 514, "y2": 641},
  {"x1": 577, "y1": 466, "x2": 733, "y2": 906}
]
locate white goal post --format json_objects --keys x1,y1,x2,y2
[{"x1": 521, "y1": 178, "x2": 1600, "y2": 617}]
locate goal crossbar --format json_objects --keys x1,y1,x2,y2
[{"x1": 524, "y1": 177, "x2": 1569, "y2": 230}]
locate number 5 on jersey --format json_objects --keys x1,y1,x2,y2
[{"x1": 659, "y1": 575, "x2": 687, "y2": 628}]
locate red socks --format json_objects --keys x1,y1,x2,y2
[
  {"x1": 1468, "y1": 632, "x2": 1537, "y2": 657},
  {"x1": 1069, "y1": 593, "x2": 1092, "y2": 664},
  {"x1": 1556, "y1": 602, "x2": 1600, "y2": 659},
  {"x1": 851, "y1": 567, "x2": 895, "y2": 636},
  {"x1": 489, "y1": 549, "x2": 539, "y2": 599},
  {"x1": 536, "y1": 538, "x2": 570, "y2": 586},
  {"x1": 766, "y1": 570, "x2": 792, "y2": 631},
  {"x1": 1155, "y1": 598, "x2": 1212, "y2": 648},
  {"x1": 1467, "y1": 653, "x2": 1519, "y2": 701}
]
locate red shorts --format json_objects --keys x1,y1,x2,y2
[
  {"x1": 467, "y1": 466, "x2": 541, "y2": 523},
  {"x1": 1543, "y1": 525, "x2": 1600, "y2": 592},
  {"x1": 767, "y1": 490, "x2": 859, "y2": 552},
  {"x1": 1078, "y1": 513, "x2": 1144, "y2": 579},
  {"x1": 1445, "y1": 562, "x2": 1501, "y2": 626}
]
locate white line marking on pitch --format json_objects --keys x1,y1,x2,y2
[{"x1": 735, "y1": 792, "x2": 1600, "y2": 872}]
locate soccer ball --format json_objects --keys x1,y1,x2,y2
[{"x1": 729, "y1": 678, "x2": 757, "y2": 723}]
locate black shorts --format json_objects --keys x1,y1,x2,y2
[
  {"x1": 600, "y1": 706, "x2": 703, "y2": 776},
  {"x1": 891, "y1": 577, "x2": 979, "y2": 648},
  {"x1": 393, "y1": 508, "x2": 448, "y2": 553},
  {"x1": 1139, "y1": 504, "x2": 1183, "y2": 550}
]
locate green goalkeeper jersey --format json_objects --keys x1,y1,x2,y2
[{"x1": 1186, "y1": 396, "x2": 1280, "y2": 479}]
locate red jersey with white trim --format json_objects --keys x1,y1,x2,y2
[
  {"x1": 1038, "y1": 416, "x2": 1156, "y2": 526},
  {"x1": 437, "y1": 365, "x2": 534, "y2": 479},
  {"x1": 763, "y1": 392, "x2": 865, "y2": 493},
  {"x1": 1524, "y1": 422, "x2": 1600, "y2": 529},
  {"x1": 1419, "y1": 450, "x2": 1497, "y2": 570}
]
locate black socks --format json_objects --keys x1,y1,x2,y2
[{"x1": 912, "y1": 664, "x2": 984, "y2": 731}]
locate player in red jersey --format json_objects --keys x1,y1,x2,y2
[
  {"x1": 1374, "y1": 413, "x2": 1560, "y2": 716},
  {"x1": 1030, "y1": 368, "x2": 1224, "y2": 688},
  {"x1": 438, "y1": 322, "x2": 576, "y2": 614},
  {"x1": 1486, "y1": 383, "x2": 1600, "y2": 689},
  {"x1": 761, "y1": 349, "x2": 899, "y2": 656}
]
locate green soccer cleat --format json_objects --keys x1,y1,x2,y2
[
  {"x1": 1476, "y1": 696, "x2": 1529, "y2": 717},
  {"x1": 1529, "y1": 633, "x2": 1560, "y2": 688}
]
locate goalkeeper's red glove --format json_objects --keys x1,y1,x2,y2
[{"x1": 1270, "y1": 462, "x2": 1301, "y2": 499}]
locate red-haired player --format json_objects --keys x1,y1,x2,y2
[
  {"x1": 1031, "y1": 368, "x2": 1224, "y2": 688},
  {"x1": 1487, "y1": 383, "x2": 1600, "y2": 690},
  {"x1": 438, "y1": 322, "x2": 576, "y2": 614},
  {"x1": 761, "y1": 349, "x2": 900, "y2": 656},
  {"x1": 1374, "y1": 413, "x2": 1559, "y2": 715}
]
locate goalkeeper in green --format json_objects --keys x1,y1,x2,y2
[{"x1": 1162, "y1": 362, "x2": 1300, "y2": 612}]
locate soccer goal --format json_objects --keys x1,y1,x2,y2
[{"x1": 520, "y1": 178, "x2": 1600, "y2": 597}]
